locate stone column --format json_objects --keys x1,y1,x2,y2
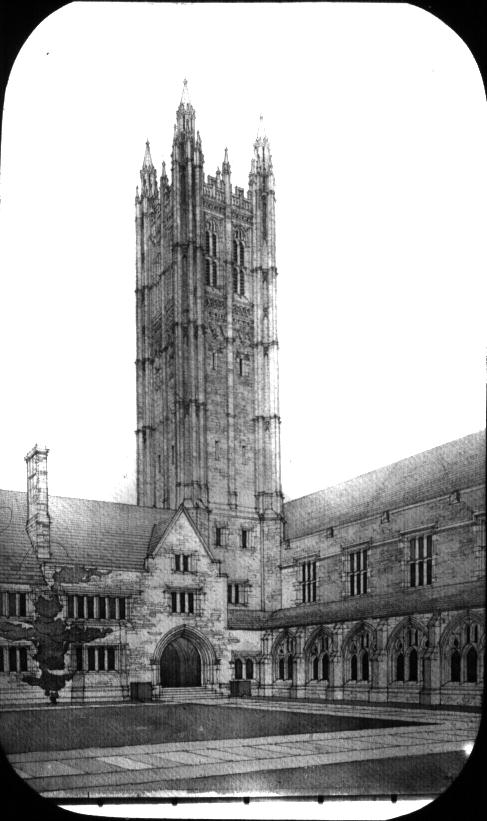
[
  {"x1": 420, "y1": 615, "x2": 442, "y2": 705},
  {"x1": 293, "y1": 631, "x2": 307, "y2": 699},
  {"x1": 370, "y1": 619, "x2": 389, "y2": 702},
  {"x1": 328, "y1": 624, "x2": 345, "y2": 701},
  {"x1": 150, "y1": 656, "x2": 160, "y2": 699}
]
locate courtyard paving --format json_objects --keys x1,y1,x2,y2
[{"x1": 1, "y1": 698, "x2": 480, "y2": 799}]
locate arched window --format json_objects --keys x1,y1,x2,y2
[
  {"x1": 233, "y1": 240, "x2": 238, "y2": 263},
  {"x1": 245, "y1": 658, "x2": 254, "y2": 680},
  {"x1": 287, "y1": 654, "x2": 293, "y2": 681},
  {"x1": 205, "y1": 231, "x2": 210, "y2": 255},
  {"x1": 361, "y1": 651, "x2": 369, "y2": 681},
  {"x1": 312, "y1": 656, "x2": 319, "y2": 681},
  {"x1": 408, "y1": 648, "x2": 418, "y2": 682},
  {"x1": 212, "y1": 233, "x2": 217, "y2": 257},
  {"x1": 233, "y1": 268, "x2": 238, "y2": 294},
  {"x1": 239, "y1": 242, "x2": 245, "y2": 266},
  {"x1": 275, "y1": 633, "x2": 295, "y2": 683},
  {"x1": 234, "y1": 658, "x2": 243, "y2": 680},
  {"x1": 278, "y1": 657, "x2": 285, "y2": 680},
  {"x1": 205, "y1": 258, "x2": 210, "y2": 285},
  {"x1": 212, "y1": 261, "x2": 217, "y2": 287},
  {"x1": 239, "y1": 270, "x2": 245, "y2": 296},
  {"x1": 396, "y1": 652, "x2": 404, "y2": 682},
  {"x1": 351, "y1": 654, "x2": 357, "y2": 681},
  {"x1": 466, "y1": 647, "x2": 477, "y2": 683},
  {"x1": 390, "y1": 621, "x2": 426, "y2": 684},
  {"x1": 322, "y1": 653, "x2": 329, "y2": 682},
  {"x1": 348, "y1": 627, "x2": 373, "y2": 683},
  {"x1": 451, "y1": 649, "x2": 461, "y2": 683},
  {"x1": 306, "y1": 629, "x2": 333, "y2": 683},
  {"x1": 445, "y1": 618, "x2": 483, "y2": 684}
]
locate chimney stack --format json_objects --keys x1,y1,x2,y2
[{"x1": 25, "y1": 445, "x2": 51, "y2": 561}]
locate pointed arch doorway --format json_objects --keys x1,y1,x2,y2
[
  {"x1": 154, "y1": 626, "x2": 218, "y2": 690},
  {"x1": 160, "y1": 635, "x2": 202, "y2": 687}
]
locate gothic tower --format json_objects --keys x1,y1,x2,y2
[{"x1": 135, "y1": 83, "x2": 283, "y2": 609}]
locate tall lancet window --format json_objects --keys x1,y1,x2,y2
[
  {"x1": 233, "y1": 232, "x2": 246, "y2": 296},
  {"x1": 205, "y1": 226, "x2": 218, "y2": 287}
]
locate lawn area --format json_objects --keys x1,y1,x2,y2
[{"x1": 0, "y1": 702, "x2": 423, "y2": 754}]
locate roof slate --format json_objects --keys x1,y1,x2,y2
[
  {"x1": 283, "y1": 431, "x2": 485, "y2": 541},
  {"x1": 228, "y1": 581, "x2": 485, "y2": 631},
  {"x1": 0, "y1": 490, "x2": 172, "y2": 584}
]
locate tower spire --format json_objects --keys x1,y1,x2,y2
[{"x1": 175, "y1": 78, "x2": 195, "y2": 135}]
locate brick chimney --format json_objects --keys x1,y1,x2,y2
[{"x1": 25, "y1": 445, "x2": 51, "y2": 561}]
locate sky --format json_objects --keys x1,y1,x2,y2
[{"x1": 0, "y1": 1, "x2": 486, "y2": 505}]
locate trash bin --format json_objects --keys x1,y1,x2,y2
[
  {"x1": 130, "y1": 682, "x2": 152, "y2": 702},
  {"x1": 229, "y1": 680, "x2": 251, "y2": 697}
]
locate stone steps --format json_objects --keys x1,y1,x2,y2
[{"x1": 156, "y1": 685, "x2": 226, "y2": 702}]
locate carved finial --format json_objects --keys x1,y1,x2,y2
[
  {"x1": 181, "y1": 77, "x2": 190, "y2": 105},
  {"x1": 142, "y1": 140, "x2": 154, "y2": 169},
  {"x1": 222, "y1": 147, "x2": 231, "y2": 176}
]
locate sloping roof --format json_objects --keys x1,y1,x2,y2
[
  {"x1": 228, "y1": 581, "x2": 485, "y2": 631},
  {"x1": 0, "y1": 490, "x2": 173, "y2": 584},
  {"x1": 283, "y1": 431, "x2": 485, "y2": 541}
]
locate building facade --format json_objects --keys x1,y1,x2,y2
[{"x1": 0, "y1": 87, "x2": 484, "y2": 708}]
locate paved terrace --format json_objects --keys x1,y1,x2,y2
[{"x1": 4, "y1": 699, "x2": 479, "y2": 799}]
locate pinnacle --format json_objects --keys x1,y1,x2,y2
[
  {"x1": 181, "y1": 77, "x2": 190, "y2": 106},
  {"x1": 256, "y1": 113, "x2": 266, "y2": 144},
  {"x1": 142, "y1": 140, "x2": 154, "y2": 169}
]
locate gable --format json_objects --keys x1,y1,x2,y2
[{"x1": 146, "y1": 506, "x2": 218, "y2": 568}]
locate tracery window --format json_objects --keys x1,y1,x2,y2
[
  {"x1": 233, "y1": 657, "x2": 255, "y2": 681},
  {"x1": 347, "y1": 626, "x2": 372, "y2": 683},
  {"x1": 307, "y1": 629, "x2": 332, "y2": 682},
  {"x1": 445, "y1": 618, "x2": 483, "y2": 684},
  {"x1": 275, "y1": 633, "x2": 295, "y2": 681},
  {"x1": 391, "y1": 622, "x2": 426, "y2": 683}
]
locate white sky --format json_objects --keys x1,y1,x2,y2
[{"x1": 0, "y1": 1, "x2": 486, "y2": 505}]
